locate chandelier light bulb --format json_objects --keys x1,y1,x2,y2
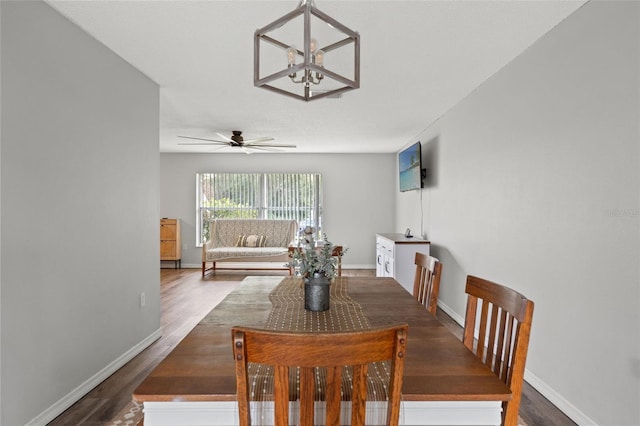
[
  {"x1": 286, "y1": 46, "x2": 297, "y2": 65},
  {"x1": 315, "y1": 49, "x2": 325, "y2": 66},
  {"x1": 309, "y1": 38, "x2": 317, "y2": 53}
]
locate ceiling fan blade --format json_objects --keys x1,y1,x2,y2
[
  {"x1": 215, "y1": 132, "x2": 233, "y2": 142},
  {"x1": 178, "y1": 136, "x2": 228, "y2": 145},
  {"x1": 245, "y1": 145, "x2": 284, "y2": 152},
  {"x1": 242, "y1": 136, "x2": 275, "y2": 144},
  {"x1": 245, "y1": 142, "x2": 297, "y2": 148},
  {"x1": 179, "y1": 142, "x2": 229, "y2": 146}
]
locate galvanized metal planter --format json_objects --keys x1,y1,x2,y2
[{"x1": 304, "y1": 273, "x2": 330, "y2": 311}]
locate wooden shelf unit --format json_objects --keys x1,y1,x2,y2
[{"x1": 160, "y1": 218, "x2": 181, "y2": 269}]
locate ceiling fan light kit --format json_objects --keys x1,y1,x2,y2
[{"x1": 254, "y1": 0, "x2": 360, "y2": 102}]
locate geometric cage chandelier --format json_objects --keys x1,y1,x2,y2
[{"x1": 254, "y1": 0, "x2": 360, "y2": 101}]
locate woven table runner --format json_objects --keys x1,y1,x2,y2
[
  {"x1": 247, "y1": 277, "x2": 392, "y2": 408},
  {"x1": 264, "y1": 276, "x2": 371, "y2": 332}
]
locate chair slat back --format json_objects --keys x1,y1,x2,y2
[
  {"x1": 463, "y1": 275, "x2": 534, "y2": 426},
  {"x1": 412, "y1": 253, "x2": 442, "y2": 315},
  {"x1": 232, "y1": 324, "x2": 409, "y2": 426}
]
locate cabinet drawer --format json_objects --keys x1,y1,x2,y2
[
  {"x1": 161, "y1": 241, "x2": 177, "y2": 258},
  {"x1": 160, "y1": 223, "x2": 177, "y2": 240},
  {"x1": 377, "y1": 237, "x2": 394, "y2": 256}
]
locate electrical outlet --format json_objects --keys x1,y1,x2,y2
[
  {"x1": 140, "y1": 292, "x2": 146, "y2": 307},
  {"x1": 183, "y1": 244, "x2": 187, "y2": 250}
]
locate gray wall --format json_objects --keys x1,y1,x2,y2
[
  {"x1": 160, "y1": 153, "x2": 395, "y2": 268},
  {"x1": 3, "y1": 1, "x2": 636, "y2": 425},
  {"x1": 1, "y1": 2, "x2": 161, "y2": 424},
  {"x1": 396, "y1": 1, "x2": 639, "y2": 424}
]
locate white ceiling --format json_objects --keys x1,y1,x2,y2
[{"x1": 45, "y1": 0, "x2": 586, "y2": 154}]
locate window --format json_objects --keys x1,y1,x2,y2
[{"x1": 196, "y1": 173, "x2": 322, "y2": 245}]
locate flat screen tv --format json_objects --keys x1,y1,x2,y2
[{"x1": 398, "y1": 142, "x2": 423, "y2": 192}]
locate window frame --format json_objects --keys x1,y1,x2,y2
[{"x1": 195, "y1": 172, "x2": 322, "y2": 246}]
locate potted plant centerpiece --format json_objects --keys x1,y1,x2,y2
[{"x1": 289, "y1": 229, "x2": 345, "y2": 311}]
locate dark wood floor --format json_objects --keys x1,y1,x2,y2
[{"x1": 49, "y1": 268, "x2": 575, "y2": 425}]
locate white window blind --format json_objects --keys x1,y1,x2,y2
[{"x1": 196, "y1": 173, "x2": 322, "y2": 244}]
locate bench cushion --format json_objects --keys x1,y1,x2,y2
[{"x1": 204, "y1": 247, "x2": 289, "y2": 262}]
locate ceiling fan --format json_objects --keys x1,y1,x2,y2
[{"x1": 178, "y1": 130, "x2": 296, "y2": 153}]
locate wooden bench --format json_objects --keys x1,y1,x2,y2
[{"x1": 202, "y1": 219, "x2": 297, "y2": 276}]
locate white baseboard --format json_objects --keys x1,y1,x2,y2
[
  {"x1": 26, "y1": 328, "x2": 163, "y2": 426},
  {"x1": 437, "y1": 300, "x2": 597, "y2": 426},
  {"x1": 437, "y1": 300, "x2": 465, "y2": 326},
  {"x1": 342, "y1": 264, "x2": 376, "y2": 270}
]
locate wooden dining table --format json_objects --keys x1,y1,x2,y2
[{"x1": 134, "y1": 276, "x2": 511, "y2": 425}]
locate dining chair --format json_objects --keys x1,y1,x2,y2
[
  {"x1": 463, "y1": 275, "x2": 534, "y2": 426},
  {"x1": 232, "y1": 324, "x2": 409, "y2": 426},
  {"x1": 412, "y1": 253, "x2": 442, "y2": 315}
]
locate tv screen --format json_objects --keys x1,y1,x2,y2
[{"x1": 399, "y1": 142, "x2": 423, "y2": 192}]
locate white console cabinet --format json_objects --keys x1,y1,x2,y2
[{"x1": 376, "y1": 234, "x2": 430, "y2": 293}]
